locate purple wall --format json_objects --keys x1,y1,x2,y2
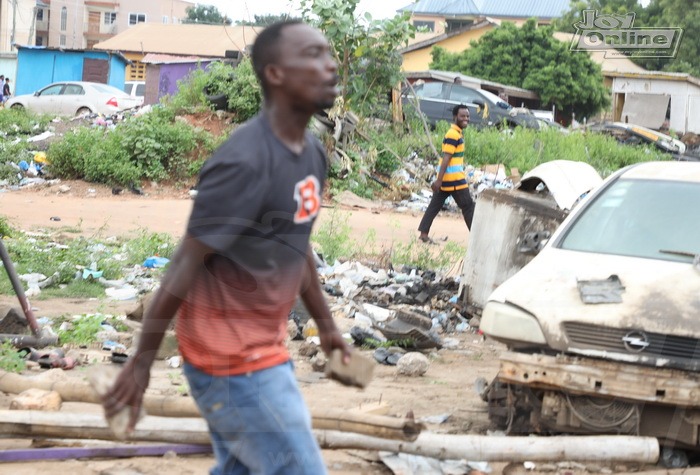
[{"x1": 158, "y1": 61, "x2": 214, "y2": 99}]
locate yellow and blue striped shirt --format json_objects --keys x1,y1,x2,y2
[{"x1": 440, "y1": 123, "x2": 468, "y2": 191}]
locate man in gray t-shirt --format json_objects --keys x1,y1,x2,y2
[{"x1": 103, "y1": 21, "x2": 352, "y2": 475}]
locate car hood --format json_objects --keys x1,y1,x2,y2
[{"x1": 489, "y1": 247, "x2": 700, "y2": 347}]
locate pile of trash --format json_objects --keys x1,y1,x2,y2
[
  {"x1": 290, "y1": 256, "x2": 477, "y2": 367},
  {"x1": 392, "y1": 161, "x2": 519, "y2": 213},
  {"x1": 0, "y1": 107, "x2": 148, "y2": 191}
]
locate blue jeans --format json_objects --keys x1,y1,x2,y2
[{"x1": 183, "y1": 361, "x2": 327, "y2": 475}]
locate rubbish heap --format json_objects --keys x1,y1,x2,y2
[{"x1": 290, "y1": 257, "x2": 476, "y2": 367}]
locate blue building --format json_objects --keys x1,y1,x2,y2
[{"x1": 14, "y1": 46, "x2": 130, "y2": 96}]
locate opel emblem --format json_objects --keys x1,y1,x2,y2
[{"x1": 622, "y1": 331, "x2": 650, "y2": 353}]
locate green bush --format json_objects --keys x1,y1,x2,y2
[
  {"x1": 0, "y1": 139, "x2": 35, "y2": 186},
  {"x1": 219, "y1": 58, "x2": 262, "y2": 122},
  {"x1": 83, "y1": 132, "x2": 141, "y2": 186},
  {"x1": 162, "y1": 59, "x2": 261, "y2": 122},
  {"x1": 462, "y1": 127, "x2": 668, "y2": 177},
  {"x1": 162, "y1": 64, "x2": 221, "y2": 114},
  {"x1": 0, "y1": 340, "x2": 25, "y2": 373},
  {"x1": 392, "y1": 239, "x2": 465, "y2": 271},
  {"x1": 0, "y1": 163, "x2": 20, "y2": 185},
  {"x1": 311, "y1": 208, "x2": 355, "y2": 263},
  {"x1": 0, "y1": 216, "x2": 13, "y2": 237},
  {"x1": 57, "y1": 314, "x2": 104, "y2": 345},
  {"x1": 0, "y1": 108, "x2": 50, "y2": 137},
  {"x1": 48, "y1": 127, "x2": 104, "y2": 179},
  {"x1": 47, "y1": 107, "x2": 216, "y2": 186},
  {"x1": 124, "y1": 230, "x2": 176, "y2": 264}
]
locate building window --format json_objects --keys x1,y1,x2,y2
[
  {"x1": 162, "y1": 15, "x2": 168, "y2": 24},
  {"x1": 36, "y1": 36, "x2": 43, "y2": 46},
  {"x1": 446, "y1": 19, "x2": 474, "y2": 32},
  {"x1": 60, "y1": 7, "x2": 67, "y2": 31},
  {"x1": 413, "y1": 20, "x2": 435, "y2": 32},
  {"x1": 104, "y1": 12, "x2": 116, "y2": 25},
  {"x1": 36, "y1": 8, "x2": 44, "y2": 21},
  {"x1": 129, "y1": 13, "x2": 146, "y2": 25},
  {"x1": 60, "y1": 34, "x2": 66, "y2": 46},
  {"x1": 127, "y1": 61, "x2": 146, "y2": 81}
]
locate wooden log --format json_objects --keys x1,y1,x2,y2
[
  {"x1": 0, "y1": 406, "x2": 420, "y2": 442},
  {"x1": 0, "y1": 411, "x2": 659, "y2": 463},
  {"x1": 0, "y1": 444, "x2": 212, "y2": 462},
  {"x1": 0, "y1": 369, "x2": 422, "y2": 440},
  {"x1": 0, "y1": 411, "x2": 211, "y2": 444},
  {"x1": 314, "y1": 430, "x2": 660, "y2": 464},
  {"x1": 0, "y1": 370, "x2": 199, "y2": 417},
  {"x1": 312, "y1": 408, "x2": 423, "y2": 442}
]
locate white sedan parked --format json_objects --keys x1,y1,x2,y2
[{"x1": 6, "y1": 81, "x2": 141, "y2": 116}]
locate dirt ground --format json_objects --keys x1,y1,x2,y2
[
  {"x1": 0, "y1": 183, "x2": 505, "y2": 475},
  {"x1": 0, "y1": 184, "x2": 671, "y2": 475}
]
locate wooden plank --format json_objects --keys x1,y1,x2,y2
[
  {"x1": 0, "y1": 411, "x2": 659, "y2": 463},
  {"x1": 316, "y1": 430, "x2": 659, "y2": 463}
]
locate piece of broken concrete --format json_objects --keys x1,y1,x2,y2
[
  {"x1": 10, "y1": 388, "x2": 62, "y2": 411},
  {"x1": 396, "y1": 352, "x2": 429, "y2": 377},
  {"x1": 88, "y1": 366, "x2": 144, "y2": 440}
]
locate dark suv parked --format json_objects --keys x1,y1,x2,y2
[{"x1": 403, "y1": 81, "x2": 540, "y2": 130}]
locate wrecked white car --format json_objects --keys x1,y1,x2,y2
[{"x1": 480, "y1": 161, "x2": 700, "y2": 451}]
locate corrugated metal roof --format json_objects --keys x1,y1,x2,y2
[
  {"x1": 15, "y1": 44, "x2": 130, "y2": 63},
  {"x1": 479, "y1": 0, "x2": 570, "y2": 19},
  {"x1": 400, "y1": 19, "x2": 496, "y2": 53},
  {"x1": 606, "y1": 70, "x2": 700, "y2": 88},
  {"x1": 405, "y1": 70, "x2": 540, "y2": 99},
  {"x1": 400, "y1": 0, "x2": 570, "y2": 19},
  {"x1": 141, "y1": 53, "x2": 216, "y2": 64},
  {"x1": 401, "y1": 0, "x2": 480, "y2": 16},
  {"x1": 93, "y1": 24, "x2": 259, "y2": 57}
]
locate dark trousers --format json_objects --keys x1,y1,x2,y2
[{"x1": 418, "y1": 187, "x2": 475, "y2": 233}]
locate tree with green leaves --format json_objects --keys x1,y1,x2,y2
[
  {"x1": 300, "y1": 0, "x2": 415, "y2": 114},
  {"x1": 649, "y1": 0, "x2": 699, "y2": 76},
  {"x1": 553, "y1": 0, "x2": 645, "y2": 33},
  {"x1": 183, "y1": 4, "x2": 232, "y2": 25},
  {"x1": 237, "y1": 14, "x2": 301, "y2": 26},
  {"x1": 430, "y1": 19, "x2": 610, "y2": 120},
  {"x1": 555, "y1": 0, "x2": 699, "y2": 76}
]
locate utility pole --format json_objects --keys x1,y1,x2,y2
[
  {"x1": 11, "y1": 0, "x2": 17, "y2": 47},
  {"x1": 29, "y1": 5, "x2": 37, "y2": 45}
]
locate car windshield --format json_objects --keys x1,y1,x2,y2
[
  {"x1": 92, "y1": 83, "x2": 125, "y2": 96},
  {"x1": 479, "y1": 89, "x2": 511, "y2": 110},
  {"x1": 559, "y1": 178, "x2": 700, "y2": 262}
]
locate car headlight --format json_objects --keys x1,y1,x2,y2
[{"x1": 480, "y1": 301, "x2": 547, "y2": 345}]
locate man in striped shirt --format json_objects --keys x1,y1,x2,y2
[{"x1": 418, "y1": 104, "x2": 476, "y2": 243}]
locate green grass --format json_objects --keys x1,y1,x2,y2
[
  {"x1": 0, "y1": 222, "x2": 173, "y2": 299},
  {"x1": 57, "y1": 314, "x2": 105, "y2": 345},
  {"x1": 36, "y1": 280, "x2": 106, "y2": 300},
  {"x1": 0, "y1": 340, "x2": 26, "y2": 373}
]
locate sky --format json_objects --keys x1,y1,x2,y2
[
  {"x1": 205, "y1": 0, "x2": 655, "y2": 23},
  {"x1": 206, "y1": 0, "x2": 412, "y2": 23}
]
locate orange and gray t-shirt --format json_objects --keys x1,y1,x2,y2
[{"x1": 176, "y1": 113, "x2": 326, "y2": 376}]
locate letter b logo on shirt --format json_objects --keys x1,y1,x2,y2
[{"x1": 294, "y1": 176, "x2": 321, "y2": 223}]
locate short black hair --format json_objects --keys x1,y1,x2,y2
[
  {"x1": 251, "y1": 20, "x2": 304, "y2": 97},
  {"x1": 452, "y1": 104, "x2": 469, "y2": 116}
]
